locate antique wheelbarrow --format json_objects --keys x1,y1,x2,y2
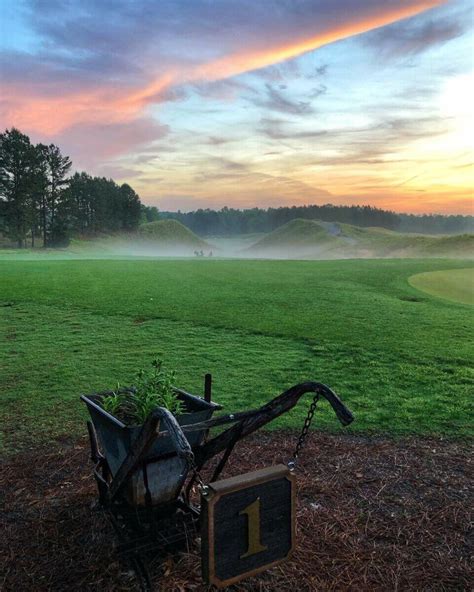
[{"x1": 81, "y1": 376, "x2": 353, "y2": 590}]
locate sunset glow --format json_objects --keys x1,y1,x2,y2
[{"x1": 1, "y1": 0, "x2": 472, "y2": 213}]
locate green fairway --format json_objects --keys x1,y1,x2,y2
[
  {"x1": 1, "y1": 257, "x2": 473, "y2": 452},
  {"x1": 409, "y1": 268, "x2": 474, "y2": 305}
]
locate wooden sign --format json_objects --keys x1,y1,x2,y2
[{"x1": 201, "y1": 464, "x2": 295, "y2": 588}]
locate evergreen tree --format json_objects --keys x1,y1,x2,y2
[
  {"x1": 119, "y1": 183, "x2": 142, "y2": 230},
  {"x1": 0, "y1": 128, "x2": 37, "y2": 247},
  {"x1": 42, "y1": 144, "x2": 72, "y2": 246}
]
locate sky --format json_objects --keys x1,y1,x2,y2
[{"x1": 0, "y1": 0, "x2": 473, "y2": 214}]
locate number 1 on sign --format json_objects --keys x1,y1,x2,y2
[{"x1": 239, "y1": 497, "x2": 268, "y2": 559}]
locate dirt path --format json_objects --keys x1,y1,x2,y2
[{"x1": 1, "y1": 432, "x2": 472, "y2": 591}]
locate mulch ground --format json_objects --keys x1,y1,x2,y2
[{"x1": 1, "y1": 432, "x2": 472, "y2": 591}]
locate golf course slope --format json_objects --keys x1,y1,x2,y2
[
  {"x1": 247, "y1": 219, "x2": 343, "y2": 256},
  {"x1": 409, "y1": 268, "x2": 474, "y2": 305},
  {"x1": 247, "y1": 219, "x2": 474, "y2": 259},
  {"x1": 79, "y1": 219, "x2": 213, "y2": 257},
  {"x1": 137, "y1": 220, "x2": 210, "y2": 249}
]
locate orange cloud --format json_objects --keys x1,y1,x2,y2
[
  {"x1": 1, "y1": 88, "x2": 107, "y2": 135},
  {"x1": 343, "y1": 187, "x2": 474, "y2": 214},
  {"x1": 1, "y1": 73, "x2": 175, "y2": 136},
  {"x1": 2, "y1": 1, "x2": 444, "y2": 137},
  {"x1": 195, "y1": 1, "x2": 445, "y2": 81}
]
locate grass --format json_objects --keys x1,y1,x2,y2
[
  {"x1": 248, "y1": 218, "x2": 474, "y2": 258},
  {"x1": 339, "y1": 223, "x2": 474, "y2": 257},
  {"x1": 137, "y1": 219, "x2": 210, "y2": 248},
  {"x1": 409, "y1": 268, "x2": 474, "y2": 305},
  {"x1": 0, "y1": 220, "x2": 209, "y2": 262},
  {"x1": 1, "y1": 257, "x2": 473, "y2": 453},
  {"x1": 249, "y1": 219, "x2": 341, "y2": 251}
]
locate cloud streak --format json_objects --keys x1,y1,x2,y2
[
  {"x1": 363, "y1": 8, "x2": 467, "y2": 59},
  {"x1": 3, "y1": 0, "x2": 471, "y2": 214},
  {"x1": 248, "y1": 84, "x2": 315, "y2": 115},
  {"x1": 1, "y1": 1, "x2": 444, "y2": 141}
]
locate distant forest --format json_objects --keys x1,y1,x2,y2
[
  {"x1": 161, "y1": 205, "x2": 474, "y2": 237},
  {"x1": 0, "y1": 128, "x2": 141, "y2": 247},
  {"x1": 2, "y1": 128, "x2": 472, "y2": 248}
]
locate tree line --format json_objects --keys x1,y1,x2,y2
[
  {"x1": 0, "y1": 128, "x2": 142, "y2": 247},
  {"x1": 397, "y1": 213, "x2": 473, "y2": 235},
  {"x1": 2, "y1": 127, "x2": 471, "y2": 247},
  {"x1": 161, "y1": 205, "x2": 473, "y2": 236}
]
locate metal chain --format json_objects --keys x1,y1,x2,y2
[
  {"x1": 287, "y1": 392, "x2": 320, "y2": 471},
  {"x1": 186, "y1": 393, "x2": 321, "y2": 483}
]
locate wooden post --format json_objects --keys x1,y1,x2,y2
[{"x1": 204, "y1": 373, "x2": 212, "y2": 403}]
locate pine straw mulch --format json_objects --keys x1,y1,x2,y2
[{"x1": 1, "y1": 431, "x2": 472, "y2": 592}]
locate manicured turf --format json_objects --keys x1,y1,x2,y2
[
  {"x1": 1, "y1": 257, "x2": 473, "y2": 452},
  {"x1": 409, "y1": 268, "x2": 474, "y2": 305}
]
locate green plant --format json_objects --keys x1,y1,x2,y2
[
  {"x1": 101, "y1": 359, "x2": 185, "y2": 424},
  {"x1": 101, "y1": 383, "x2": 123, "y2": 416}
]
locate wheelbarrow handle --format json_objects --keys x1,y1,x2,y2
[
  {"x1": 257, "y1": 381, "x2": 353, "y2": 427},
  {"x1": 194, "y1": 381, "x2": 353, "y2": 466},
  {"x1": 310, "y1": 382, "x2": 354, "y2": 426}
]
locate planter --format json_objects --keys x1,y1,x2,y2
[{"x1": 81, "y1": 387, "x2": 221, "y2": 505}]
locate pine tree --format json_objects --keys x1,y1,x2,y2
[{"x1": 0, "y1": 128, "x2": 37, "y2": 247}]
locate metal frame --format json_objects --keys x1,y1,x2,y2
[{"x1": 84, "y1": 380, "x2": 354, "y2": 590}]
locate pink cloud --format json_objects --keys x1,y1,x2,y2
[
  {"x1": 47, "y1": 117, "x2": 169, "y2": 172},
  {"x1": 1, "y1": 1, "x2": 444, "y2": 141}
]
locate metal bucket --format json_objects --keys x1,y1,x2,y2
[{"x1": 81, "y1": 388, "x2": 221, "y2": 505}]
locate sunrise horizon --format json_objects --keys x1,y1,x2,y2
[{"x1": 1, "y1": 0, "x2": 473, "y2": 215}]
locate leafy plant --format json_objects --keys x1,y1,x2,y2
[
  {"x1": 101, "y1": 386, "x2": 123, "y2": 416},
  {"x1": 101, "y1": 359, "x2": 185, "y2": 424}
]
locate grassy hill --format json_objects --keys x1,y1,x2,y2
[
  {"x1": 0, "y1": 220, "x2": 212, "y2": 259},
  {"x1": 247, "y1": 219, "x2": 474, "y2": 259},
  {"x1": 137, "y1": 220, "x2": 210, "y2": 249},
  {"x1": 67, "y1": 220, "x2": 212, "y2": 257},
  {"x1": 338, "y1": 224, "x2": 474, "y2": 257},
  {"x1": 249, "y1": 219, "x2": 343, "y2": 252}
]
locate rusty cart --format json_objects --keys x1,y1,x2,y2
[{"x1": 82, "y1": 376, "x2": 353, "y2": 590}]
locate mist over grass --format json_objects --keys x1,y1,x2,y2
[
  {"x1": 0, "y1": 219, "x2": 215, "y2": 260},
  {"x1": 245, "y1": 219, "x2": 474, "y2": 260},
  {"x1": 0, "y1": 217, "x2": 472, "y2": 261}
]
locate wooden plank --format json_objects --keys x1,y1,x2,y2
[
  {"x1": 204, "y1": 373, "x2": 212, "y2": 403},
  {"x1": 201, "y1": 464, "x2": 295, "y2": 588},
  {"x1": 108, "y1": 407, "x2": 192, "y2": 502},
  {"x1": 108, "y1": 413, "x2": 161, "y2": 501},
  {"x1": 210, "y1": 465, "x2": 289, "y2": 494}
]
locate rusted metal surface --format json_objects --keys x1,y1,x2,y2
[
  {"x1": 128, "y1": 456, "x2": 188, "y2": 506},
  {"x1": 81, "y1": 389, "x2": 220, "y2": 475}
]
